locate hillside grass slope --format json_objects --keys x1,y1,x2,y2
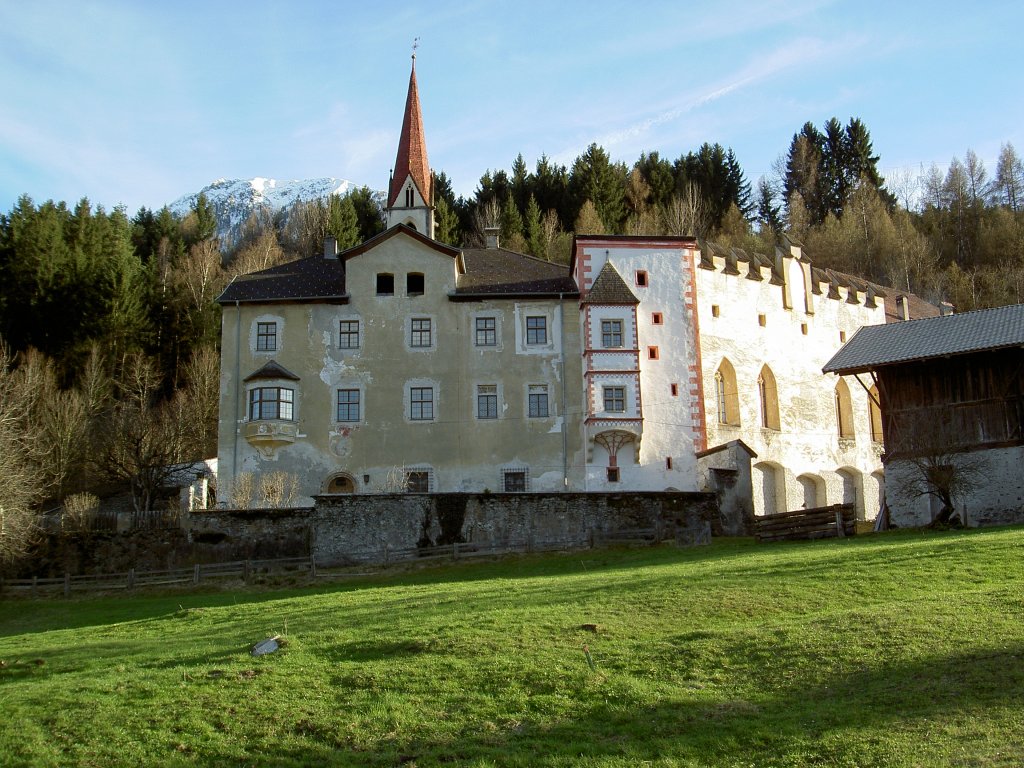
[{"x1": 2, "y1": 529, "x2": 1023, "y2": 767}]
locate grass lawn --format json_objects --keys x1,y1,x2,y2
[{"x1": 2, "y1": 527, "x2": 1023, "y2": 767}]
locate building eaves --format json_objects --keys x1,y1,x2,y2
[
  {"x1": 244, "y1": 360, "x2": 301, "y2": 382},
  {"x1": 823, "y1": 302, "x2": 1024, "y2": 374}
]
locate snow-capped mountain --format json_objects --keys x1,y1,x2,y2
[{"x1": 169, "y1": 177, "x2": 373, "y2": 247}]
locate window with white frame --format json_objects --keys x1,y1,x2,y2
[
  {"x1": 248, "y1": 387, "x2": 294, "y2": 420},
  {"x1": 410, "y1": 387, "x2": 434, "y2": 420},
  {"x1": 410, "y1": 318, "x2": 432, "y2": 348},
  {"x1": 339, "y1": 320, "x2": 360, "y2": 349},
  {"x1": 477, "y1": 384, "x2": 498, "y2": 419},
  {"x1": 601, "y1": 319, "x2": 623, "y2": 348},
  {"x1": 336, "y1": 389, "x2": 360, "y2": 422},
  {"x1": 475, "y1": 317, "x2": 497, "y2": 346},
  {"x1": 603, "y1": 386, "x2": 626, "y2": 413},
  {"x1": 502, "y1": 468, "x2": 529, "y2": 492},
  {"x1": 256, "y1": 322, "x2": 277, "y2": 351},
  {"x1": 528, "y1": 384, "x2": 549, "y2": 417},
  {"x1": 526, "y1": 316, "x2": 547, "y2": 345}
]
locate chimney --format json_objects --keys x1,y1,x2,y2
[
  {"x1": 896, "y1": 295, "x2": 910, "y2": 321},
  {"x1": 324, "y1": 236, "x2": 338, "y2": 260},
  {"x1": 940, "y1": 301, "x2": 955, "y2": 316},
  {"x1": 484, "y1": 227, "x2": 500, "y2": 249}
]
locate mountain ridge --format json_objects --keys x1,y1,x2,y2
[{"x1": 168, "y1": 176, "x2": 380, "y2": 247}]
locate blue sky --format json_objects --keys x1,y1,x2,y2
[{"x1": 2, "y1": 0, "x2": 1022, "y2": 214}]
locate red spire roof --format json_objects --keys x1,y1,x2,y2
[{"x1": 388, "y1": 57, "x2": 432, "y2": 208}]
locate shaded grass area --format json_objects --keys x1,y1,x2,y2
[{"x1": 2, "y1": 528, "x2": 1024, "y2": 766}]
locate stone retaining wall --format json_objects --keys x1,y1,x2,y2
[{"x1": 312, "y1": 492, "x2": 717, "y2": 565}]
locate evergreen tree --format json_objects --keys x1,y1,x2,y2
[
  {"x1": 784, "y1": 123, "x2": 825, "y2": 225},
  {"x1": 523, "y1": 195, "x2": 544, "y2": 257},
  {"x1": 755, "y1": 177, "x2": 783, "y2": 234},
  {"x1": 509, "y1": 154, "x2": 530, "y2": 214},
  {"x1": 327, "y1": 194, "x2": 360, "y2": 250},
  {"x1": 570, "y1": 144, "x2": 627, "y2": 233},
  {"x1": 635, "y1": 151, "x2": 675, "y2": 210},
  {"x1": 499, "y1": 195, "x2": 524, "y2": 246},
  {"x1": 189, "y1": 192, "x2": 218, "y2": 245},
  {"x1": 532, "y1": 155, "x2": 570, "y2": 229},
  {"x1": 348, "y1": 186, "x2": 384, "y2": 241},
  {"x1": 434, "y1": 195, "x2": 460, "y2": 246}
]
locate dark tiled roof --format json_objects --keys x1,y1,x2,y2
[
  {"x1": 824, "y1": 303, "x2": 1024, "y2": 374},
  {"x1": 244, "y1": 360, "x2": 301, "y2": 382},
  {"x1": 454, "y1": 248, "x2": 578, "y2": 297},
  {"x1": 218, "y1": 255, "x2": 346, "y2": 304},
  {"x1": 582, "y1": 261, "x2": 639, "y2": 305}
]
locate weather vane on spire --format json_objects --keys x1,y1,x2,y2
[{"x1": 412, "y1": 37, "x2": 419, "y2": 63}]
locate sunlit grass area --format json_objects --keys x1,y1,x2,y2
[{"x1": 2, "y1": 528, "x2": 1023, "y2": 767}]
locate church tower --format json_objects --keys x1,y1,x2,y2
[{"x1": 385, "y1": 53, "x2": 434, "y2": 237}]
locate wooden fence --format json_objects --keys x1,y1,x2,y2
[
  {"x1": 1, "y1": 556, "x2": 316, "y2": 597},
  {"x1": 754, "y1": 504, "x2": 856, "y2": 543}
]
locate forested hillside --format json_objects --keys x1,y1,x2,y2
[{"x1": 0, "y1": 117, "x2": 1021, "y2": 549}]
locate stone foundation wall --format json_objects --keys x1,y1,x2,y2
[
  {"x1": 18, "y1": 493, "x2": 717, "y2": 576},
  {"x1": 313, "y1": 492, "x2": 717, "y2": 565}
]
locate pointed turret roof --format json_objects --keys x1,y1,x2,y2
[
  {"x1": 388, "y1": 56, "x2": 432, "y2": 208},
  {"x1": 582, "y1": 261, "x2": 640, "y2": 305}
]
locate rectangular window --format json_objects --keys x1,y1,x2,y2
[
  {"x1": 670, "y1": 383, "x2": 679, "y2": 397},
  {"x1": 526, "y1": 316, "x2": 547, "y2": 345},
  {"x1": 607, "y1": 466, "x2": 620, "y2": 482},
  {"x1": 475, "y1": 317, "x2": 497, "y2": 346},
  {"x1": 635, "y1": 270, "x2": 648, "y2": 287},
  {"x1": 528, "y1": 384, "x2": 549, "y2": 417},
  {"x1": 256, "y1": 322, "x2": 277, "y2": 351},
  {"x1": 666, "y1": 457, "x2": 673, "y2": 470},
  {"x1": 604, "y1": 386, "x2": 626, "y2": 413},
  {"x1": 601, "y1": 319, "x2": 623, "y2": 348},
  {"x1": 648, "y1": 346, "x2": 659, "y2": 360},
  {"x1": 410, "y1": 318, "x2": 432, "y2": 348},
  {"x1": 652, "y1": 312, "x2": 663, "y2": 325},
  {"x1": 406, "y1": 470, "x2": 429, "y2": 493},
  {"x1": 407, "y1": 272, "x2": 424, "y2": 296},
  {"x1": 248, "y1": 387, "x2": 294, "y2": 421},
  {"x1": 503, "y1": 470, "x2": 527, "y2": 493},
  {"x1": 336, "y1": 389, "x2": 360, "y2": 422},
  {"x1": 339, "y1": 320, "x2": 360, "y2": 349},
  {"x1": 410, "y1": 387, "x2": 434, "y2": 420},
  {"x1": 477, "y1": 384, "x2": 498, "y2": 419},
  {"x1": 376, "y1": 273, "x2": 394, "y2": 295}
]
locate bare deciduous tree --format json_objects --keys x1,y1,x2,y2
[
  {"x1": 180, "y1": 346, "x2": 221, "y2": 458},
  {"x1": 663, "y1": 183, "x2": 710, "y2": 238},
  {"x1": 231, "y1": 471, "x2": 255, "y2": 510},
  {"x1": 896, "y1": 420, "x2": 987, "y2": 527},
  {"x1": 99, "y1": 353, "x2": 188, "y2": 513},
  {"x1": 258, "y1": 471, "x2": 300, "y2": 508},
  {"x1": 0, "y1": 344, "x2": 44, "y2": 564}
]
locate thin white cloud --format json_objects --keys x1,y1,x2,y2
[{"x1": 551, "y1": 34, "x2": 863, "y2": 165}]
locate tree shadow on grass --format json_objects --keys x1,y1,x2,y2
[{"x1": 340, "y1": 643, "x2": 1024, "y2": 768}]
